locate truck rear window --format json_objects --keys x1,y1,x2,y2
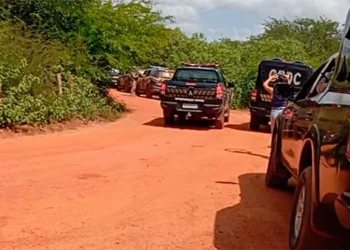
[{"x1": 174, "y1": 69, "x2": 219, "y2": 83}]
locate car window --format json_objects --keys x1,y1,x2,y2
[
  {"x1": 294, "y1": 61, "x2": 328, "y2": 101},
  {"x1": 149, "y1": 69, "x2": 158, "y2": 77},
  {"x1": 306, "y1": 58, "x2": 336, "y2": 99},
  {"x1": 329, "y1": 20, "x2": 350, "y2": 93},
  {"x1": 174, "y1": 68, "x2": 219, "y2": 83}
]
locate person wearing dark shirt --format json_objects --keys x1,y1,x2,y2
[{"x1": 263, "y1": 72, "x2": 291, "y2": 133}]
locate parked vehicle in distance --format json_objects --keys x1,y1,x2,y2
[
  {"x1": 110, "y1": 68, "x2": 120, "y2": 87},
  {"x1": 160, "y1": 62, "x2": 234, "y2": 129},
  {"x1": 116, "y1": 73, "x2": 133, "y2": 92},
  {"x1": 136, "y1": 66, "x2": 174, "y2": 98},
  {"x1": 116, "y1": 68, "x2": 145, "y2": 92},
  {"x1": 249, "y1": 59, "x2": 313, "y2": 131},
  {"x1": 266, "y1": 37, "x2": 350, "y2": 249}
]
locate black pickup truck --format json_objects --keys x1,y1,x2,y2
[
  {"x1": 249, "y1": 59, "x2": 313, "y2": 131},
  {"x1": 160, "y1": 63, "x2": 234, "y2": 129},
  {"x1": 266, "y1": 11, "x2": 350, "y2": 248}
]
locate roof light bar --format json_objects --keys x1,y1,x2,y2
[{"x1": 181, "y1": 62, "x2": 220, "y2": 68}]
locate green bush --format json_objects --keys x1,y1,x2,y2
[
  {"x1": 0, "y1": 20, "x2": 122, "y2": 129},
  {"x1": 0, "y1": 75, "x2": 122, "y2": 128}
]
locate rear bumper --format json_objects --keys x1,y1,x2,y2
[
  {"x1": 334, "y1": 192, "x2": 350, "y2": 230},
  {"x1": 161, "y1": 101, "x2": 224, "y2": 118},
  {"x1": 151, "y1": 85, "x2": 161, "y2": 95},
  {"x1": 249, "y1": 104, "x2": 270, "y2": 118}
]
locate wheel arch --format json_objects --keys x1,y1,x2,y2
[
  {"x1": 299, "y1": 124, "x2": 327, "y2": 235},
  {"x1": 299, "y1": 124, "x2": 321, "y2": 203}
]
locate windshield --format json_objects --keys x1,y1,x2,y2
[
  {"x1": 173, "y1": 68, "x2": 219, "y2": 83},
  {"x1": 329, "y1": 10, "x2": 350, "y2": 93}
]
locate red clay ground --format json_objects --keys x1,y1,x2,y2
[{"x1": 0, "y1": 89, "x2": 293, "y2": 250}]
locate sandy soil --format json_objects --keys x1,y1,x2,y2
[{"x1": 0, "y1": 89, "x2": 294, "y2": 250}]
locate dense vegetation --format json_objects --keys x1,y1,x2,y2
[{"x1": 0, "y1": 0, "x2": 342, "y2": 128}]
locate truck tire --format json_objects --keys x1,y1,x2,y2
[
  {"x1": 249, "y1": 115, "x2": 260, "y2": 131},
  {"x1": 178, "y1": 113, "x2": 186, "y2": 124},
  {"x1": 265, "y1": 132, "x2": 289, "y2": 189},
  {"x1": 135, "y1": 86, "x2": 141, "y2": 96},
  {"x1": 146, "y1": 84, "x2": 152, "y2": 98},
  {"x1": 215, "y1": 114, "x2": 224, "y2": 129},
  {"x1": 289, "y1": 167, "x2": 326, "y2": 250},
  {"x1": 164, "y1": 113, "x2": 174, "y2": 126}
]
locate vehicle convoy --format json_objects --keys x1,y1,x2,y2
[
  {"x1": 266, "y1": 12, "x2": 350, "y2": 249},
  {"x1": 116, "y1": 73, "x2": 132, "y2": 92},
  {"x1": 159, "y1": 62, "x2": 234, "y2": 129},
  {"x1": 110, "y1": 68, "x2": 120, "y2": 86},
  {"x1": 136, "y1": 66, "x2": 174, "y2": 98},
  {"x1": 116, "y1": 68, "x2": 145, "y2": 92},
  {"x1": 249, "y1": 59, "x2": 313, "y2": 131}
]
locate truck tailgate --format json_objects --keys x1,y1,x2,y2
[{"x1": 165, "y1": 81, "x2": 217, "y2": 101}]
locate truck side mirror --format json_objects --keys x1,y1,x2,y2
[{"x1": 274, "y1": 83, "x2": 294, "y2": 100}]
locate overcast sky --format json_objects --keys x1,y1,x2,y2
[{"x1": 153, "y1": 0, "x2": 350, "y2": 41}]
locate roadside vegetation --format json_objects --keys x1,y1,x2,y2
[{"x1": 0, "y1": 0, "x2": 342, "y2": 128}]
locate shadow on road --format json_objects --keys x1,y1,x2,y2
[
  {"x1": 213, "y1": 173, "x2": 293, "y2": 250},
  {"x1": 224, "y1": 148, "x2": 269, "y2": 160},
  {"x1": 143, "y1": 118, "x2": 213, "y2": 131},
  {"x1": 225, "y1": 122, "x2": 270, "y2": 134},
  {"x1": 135, "y1": 95, "x2": 160, "y2": 101}
]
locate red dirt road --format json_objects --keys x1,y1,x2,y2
[{"x1": 0, "y1": 90, "x2": 293, "y2": 250}]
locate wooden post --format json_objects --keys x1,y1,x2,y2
[
  {"x1": 68, "y1": 76, "x2": 74, "y2": 91},
  {"x1": 0, "y1": 78, "x2": 3, "y2": 104},
  {"x1": 56, "y1": 72, "x2": 63, "y2": 95}
]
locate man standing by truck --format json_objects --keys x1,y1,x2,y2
[
  {"x1": 262, "y1": 72, "x2": 290, "y2": 133},
  {"x1": 248, "y1": 59, "x2": 314, "y2": 131}
]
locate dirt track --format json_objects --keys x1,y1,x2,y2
[{"x1": 0, "y1": 89, "x2": 294, "y2": 250}]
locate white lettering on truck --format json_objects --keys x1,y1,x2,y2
[{"x1": 268, "y1": 69, "x2": 302, "y2": 86}]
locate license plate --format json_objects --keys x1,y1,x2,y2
[{"x1": 182, "y1": 103, "x2": 198, "y2": 109}]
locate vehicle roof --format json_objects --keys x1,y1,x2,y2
[
  {"x1": 178, "y1": 66, "x2": 220, "y2": 72},
  {"x1": 259, "y1": 58, "x2": 313, "y2": 69}
]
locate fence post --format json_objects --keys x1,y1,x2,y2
[
  {"x1": 68, "y1": 76, "x2": 74, "y2": 91},
  {"x1": 56, "y1": 72, "x2": 63, "y2": 95},
  {"x1": 0, "y1": 78, "x2": 2, "y2": 104}
]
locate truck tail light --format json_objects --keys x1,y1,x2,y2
[
  {"x1": 216, "y1": 84, "x2": 224, "y2": 98},
  {"x1": 251, "y1": 88, "x2": 257, "y2": 101},
  {"x1": 161, "y1": 81, "x2": 167, "y2": 95}
]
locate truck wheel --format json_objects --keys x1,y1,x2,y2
[
  {"x1": 249, "y1": 115, "x2": 260, "y2": 131},
  {"x1": 289, "y1": 167, "x2": 325, "y2": 250},
  {"x1": 265, "y1": 132, "x2": 289, "y2": 189},
  {"x1": 146, "y1": 84, "x2": 152, "y2": 98},
  {"x1": 163, "y1": 113, "x2": 174, "y2": 126},
  {"x1": 135, "y1": 88, "x2": 141, "y2": 96},
  {"x1": 224, "y1": 108, "x2": 230, "y2": 123},
  {"x1": 178, "y1": 113, "x2": 186, "y2": 124},
  {"x1": 215, "y1": 114, "x2": 224, "y2": 129}
]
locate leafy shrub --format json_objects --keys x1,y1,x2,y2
[{"x1": 0, "y1": 75, "x2": 122, "y2": 128}]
